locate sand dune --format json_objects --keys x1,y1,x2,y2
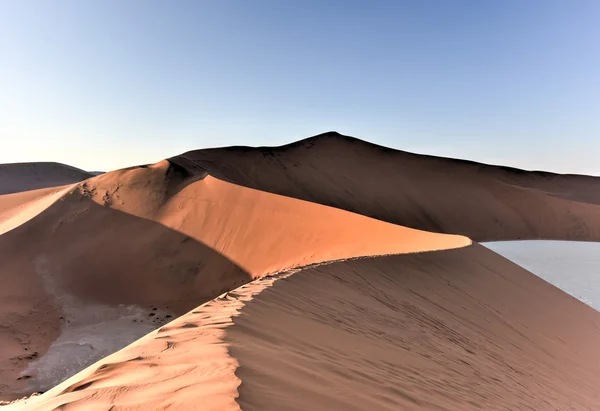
[
  {"x1": 5, "y1": 267, "x2": 296, "y2": 411},
  {"x1": 12, "y1": 245, "x2": 600, "y2": 410},
  {"x1": 0, "y1": 186, "x2": 73, "y2": 236},
  {"x1": 229, "y1": 245, "x2": 600, "y2": 410},
  {"x1": 174, "y1": 132, "x2": 600, "y2": 241},
  {"x1": 3, "y1": 134, "x2": 600, "y2": 409},
  {"x1": 0, "y1": 159, "x2": 468, "y2": 400},
  {"x1": 0, "y1": 163, "x2": 94, "y2": 195}
]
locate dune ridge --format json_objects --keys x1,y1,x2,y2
[
  {"x1": 228, "y1": 245, "x2": 600, "y2": 410},
  {"x1": 3, "y1": 252, "x2": 470, "y2": 411},
  {"x1": 8, "y1": 244, "x2": 600, "y2": 410},
  {"x1": 173, "y1": 132, "x2": 600, "y2": 241},
  {"x1": 0, "y1": 158, "x2": 468, "y2": 400},
  {"x1": 2, "y1": 267, "x2": 286, "y2": 410},
  {"x1": 3, "y1": 133, "x2": 600, "y2": 409}
]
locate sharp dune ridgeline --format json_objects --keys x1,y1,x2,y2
[
  {"x1": 1, "y1": 133, "x2": 600, "y2": 410},
  {"x1": 176, "y1": 131, "x2": 600, "y2": 241},
  {"x1": 11, "y1": 247, "x2": 600, "y2": 410},
  {"x1": 228, "y1": 246, "x2": 600, "y2": 410},
  {"x1": 0, "y1": 153, "x2": 468, "y2": 400}
]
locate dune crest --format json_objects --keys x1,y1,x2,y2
[
  {"x1": 10, "y1": 245, "x2": 600, "y2": 410},
  {"x1": 0, "y1": 159, "x2": 468, "y2": 401},
  {"x1": 81, "y1": 162, "x2": 470, "y2": 275},
  {"x1": 3, "y1": 134, "x2": 600, "y2": 409},
  {"x1": 228, "y1": 245, "x2": 600, "y2": 410},
  {"x1": 174, "y1": 132, "x2": 600, "y2": 241},
  {"x1": 5, "y1": 266, "x2": 297, "y2": 410}
]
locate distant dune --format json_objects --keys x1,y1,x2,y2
[
  {"x1": 174, "y1": 132, "x2": 600, "y2": 241},
  {"x1": 2, "y1": 133, "x2": 600, "y2": 409},
  {"x1": 0, "y1": 163, "x2": 94, "y2": 195}
]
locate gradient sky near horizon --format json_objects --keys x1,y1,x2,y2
[{"x1": 1, "y1": 1, "x2": 599, "y2": 173}]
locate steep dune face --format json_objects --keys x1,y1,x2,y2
[
  {"x1": 84, "y1": 160, "x2": 468, "y2": 275},
  {"x1": 0, "y1": 163, "x2": 94, "y2": 195},
  {"x1": 15, "y1": 245, "x2": 600, "y2": 410},
  {"x1": 174, "y1": 132, "x2": 600, "y2": 241},
  {"x1": 227, "y1": 245, "x2": 600, "y2": 410},
  {"x1": 0, "y1": 159, "x2": 468, "y2": 400}
]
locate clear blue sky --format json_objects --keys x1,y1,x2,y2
[{"x1": 1, "y1": 1, "x2": 599, "y2": 173}]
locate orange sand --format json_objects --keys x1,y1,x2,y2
[
  {"x1": 3, "y1": 134, "x2": 600, "y2": 410},
  {"x1": 0, "y1": 158, "x2": 468, "y2": 400},
  {"x1": 177, "y1": 132, "x2": 600, "y2": 241}
]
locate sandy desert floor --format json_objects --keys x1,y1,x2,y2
[{"x1": 2, "y1": 133, "x2": 600, "y2": 410}]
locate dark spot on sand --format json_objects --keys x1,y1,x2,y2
[{"x1": 70, "y1": 381, "x2": 94, "y2": 392}]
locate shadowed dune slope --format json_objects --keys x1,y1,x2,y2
[
  {"x1": 0, "y1": 196, "x2": 250, "y2": 399},
  {"x1": 172, "y1": 132, "x2": 600, "y2": 241},
  {"x1": 0, "y1": 163, "x2": 94, "y2": 195},
  {"x1": 13, "y1": 245, "x2": 600, "y2": 410},
  {"x1": 0, "y1": 159, "x2": 468, "y2": 400},
  {"x1": 81, "y1": 160, "x2": 467, "y2": 275},
  {"x1": 229, "y1": 244, "x2": 600, "y2": 410}
]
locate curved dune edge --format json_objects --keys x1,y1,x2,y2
[
  {"x1": 0, "y1": 185, "x2": 74, "y2": 235},
  {"x1": 79, "y1": 168, "x2": 473, "y2": 277},
  {"x1": 175, "y1": 132, "x2": 600, "y2": 242},
  {"x1": 227, "y1": 245, "x2": 600, "y2": 410},
  {"x1": 4, "y1": 247, "x2": 471, "y2": 411},
  {"x1": 0, "y1": 166, "x2": 470, "y2": 400}
]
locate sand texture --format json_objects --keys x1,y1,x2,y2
[
  {"x1": 11, "y1": 245, "x2": 600, "y2": 410},
  {"x1": 0, "y1": 158, "x2": 467, "y2": 400},
  {"x1": 229, "y1": 245, "x2": 600, "y2": 410},
  {"x1": 2, "y1": 133, "x2": 600, "y2": 409}
]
